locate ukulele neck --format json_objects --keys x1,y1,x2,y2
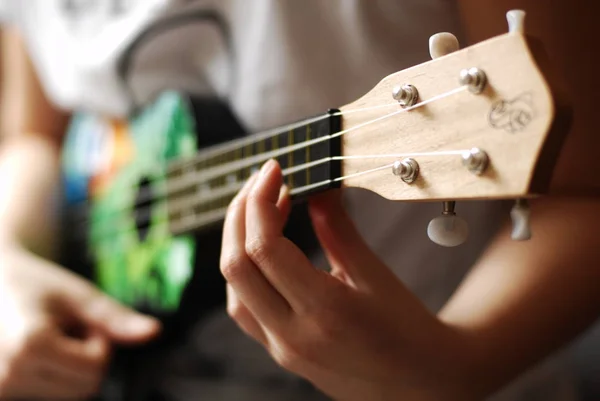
[{"x1": 165, "y1": 109, "x2": 343, "y2": 235}]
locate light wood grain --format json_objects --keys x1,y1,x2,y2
[{"x1": 339, "y1": 32, "x2": 571, "y2": 202}]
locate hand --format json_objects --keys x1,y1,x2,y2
[
  {"x1": 0, "y1": 244, "x2": 161, "y2": 400},
  {"x1": 220, "y1": 160, "x2": 474, "y2": 401}
]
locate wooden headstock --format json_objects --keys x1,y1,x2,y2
[{"x1": 339, "y1": 10, "x2": 571, "y2": 203}]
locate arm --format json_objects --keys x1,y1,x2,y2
[
  {"x1": 219, "y1": 3, "x2": 600, "y2": 401},
  {"x1": 0, "y1": 28, "x2": 159, "y2": 400},
  {"x1": 0, "y1": 27, "x2": 70, "y2": 255},
  {"x1": 438, "y1": 1, "x2": 600, "y2": 395}
]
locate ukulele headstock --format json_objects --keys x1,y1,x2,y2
[
  {"x1": 341, "y1": 10, "x2": 571, "y2": 202},
  {"x1": 339, "y1": 10, "x2": 572, "y2": 246}
]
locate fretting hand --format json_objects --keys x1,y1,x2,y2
[{"x1": 220, "y1": 160, "x2": 472, "y2": 401}]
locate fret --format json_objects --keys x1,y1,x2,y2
[
  {"x1": 287, "y1": 130, "x2": 294, "y2": 188},
  {"x1": 215, "y1": 154, "x2": 224, "y2": 187},
  {"x1": 276, "y1": 130, "x2": 289, "y2": 169},
  {"x1": 243, "y1": 143, "x2": 253, "y2": 178},
  {"x1": 234, "y1": 147, "x2": 242, "y2": 180},
  {"x1": 264, "y1": 137, "x2": 273, "y2": 153},
  {"x1": 306, "y1": 124, "x2": 311, "y2": 185},
  {"x1": 299, "y1": 109, "x2": 341, "y2": 195},
  {"x1": 167, "y1": 110, "x2": 342, "y2": 235}
]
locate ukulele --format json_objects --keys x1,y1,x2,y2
[{"x1": 59, "y1": 10, "x2": 571, "y2": 325}]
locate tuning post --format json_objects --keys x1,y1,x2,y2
[
  {"x1": 392, "y1": 158, "x2": 419, "y2": 184},
  {"x1": 507, "y1": 10, "x2": 526, "y2": 34},
  {"x1": 459, "y1": 67, "x2": 487, "y2": 94},
  {"x1": 427, "y1": 201, "x2": 469, "y2": 247},
  {"x1": 462, "y1": 148, "x2": 489, "y2": 175},
  {"x1": 510, "y1": 199, "x2": 532, "y2": 241},
  {"x1": 392, "y1": 84, "x2": 419, "y2": 107}
]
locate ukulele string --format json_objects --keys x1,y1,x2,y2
[
  {"x1": 74, "y1": 84, "x2": 468, "y2": 214},
  {"x1": 69, "y1": 99, "x2": 406, "y2": 211},
  {"x1": 77, "y1": 104, "x2": 408, "y2": 215},
  {"x1": 164, "y1": 85, "x2": 468, "y2": 197},
  {"x1": 180, "y1": 92, "x2": 460, "y2": 168},
  {"x1": 76, "y1": 85, "x2": 470, "y2": 235},
  {"x1": 166, "y1": 100, "x2": 415, "y2": 171},
  {"x1": 81, "y1": 105, "x2": 409, "y2": 216},
  {"x1": 168, "y1": 150, "x2": 470, "y2": 212},
  {"x1": 84, "y1": 149, "x2": 472, "y2": 240}
]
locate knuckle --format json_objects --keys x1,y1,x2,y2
[
  {"x1": 274, "y1": 331, "x2": 329, "y2": 372},
  {"x1": 12, "y1": 331, "x2": 38, "y2": 358},
  {"x1": 226, "y1": 300, "x2": 245, "y2": 321},
  {"x1": 311, "y1": 316, "x2": 341, "y2": 346},
  {"x1": 220, "y1": 252, "x2": 250, "y2": 282},
  {"x1": 90, "y1": 347, "x2": 111, "y2": 368},
  {"x1": 11, "y1": 320, "x2": 53, "y2": 358},
  {"x1": 272, "y1": 345, "x2": 303, "y2": 373},
  {"x1": 305, "y1": 283, "x2": 348, "y2": 321},
  {"x1": 298, "y1": 330, "x2": 329, "y2": 364},
  {"x1": 245, "y1": 236, "x2": 274, "y2": 266},
  {"x1": 227, "y1": 194, "x2": 243, "y2": 214}
]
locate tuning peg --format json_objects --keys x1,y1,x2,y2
[
  {"x1": 429, "y1": 32, "x2": 460, "y2": 60},
  {"x1": 427, "y1": 201, "x2": 469, "y2": 247},
  {"x1": 510, "y1": 199, "x2": 532, "y2": 241},
  {"x1": 507, "y1": 10, "x2": 526, "y2": 34}
]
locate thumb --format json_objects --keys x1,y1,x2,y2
[
  {"x1": 63, "y1": 275, "x2": 161, "y2": 344},
  {"x1": 308, "y1": 190, "x2": 397, "y2": 290}
]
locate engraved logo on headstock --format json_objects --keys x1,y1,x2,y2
[{"x1": 489, "y1": 92, "x2": 534, "y2": 133}]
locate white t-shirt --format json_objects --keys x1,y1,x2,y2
[{"x1": 0, "y1": 1, "x2": 579, "y2": 400}]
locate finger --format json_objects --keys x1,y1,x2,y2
[
  {"x1": 44, "y1": 328, "x2": 109, "y2": 378},
  {"x1": 75, "y1": 293, "x2": 160, "y2": 344},
  {"x1": 231, "y1": 171, "x2": 259, "y2": 205},
  {"x1": 245, "y1": 160, "x2": 333, "y2": 313},
  {"x1": 220, "y1": 167, "x2": 291, "y2": 329},
  {"x1": 277, "y1": 184, "x2": 292, "y2": 224},
  {"x1": 308, "y1": 191, "x2": 396, "y2": 290},
  {"x1": 226, "y1": 284, "x2": 266, "y2": 344},
  {"x1": 47, "y1": 263, "x2": 160, "y2": 343}
]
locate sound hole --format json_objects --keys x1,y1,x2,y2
[{"x1": 134, "y1": 176, "x2": 153, "y2": 241}]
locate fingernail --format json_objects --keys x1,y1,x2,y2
[
  {"x1": 245, "y1": 172, "x2": 259, "y2": 187},
  {"x1": 260, "y1": 159, "x2": 276, "y2": 176},
  {"x1": 118, "y1": 316, "x2": 159, "y2": 335},
  {"x1": 279, "y1": 184, "x2": 290, "y2": 199}
]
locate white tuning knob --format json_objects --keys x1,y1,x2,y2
[
  {"x1": 510, "y1": 199, "x2": 532, "y2": 241},
  {"x1": 429, "y1": 32, "x2": 460, "y2": 59},
  {"x1": 427, "y1": 201, "x2": 469, "y2": 247},
  {"x1": 507, "y1": 10, "x2": 526, "y2": 34}
]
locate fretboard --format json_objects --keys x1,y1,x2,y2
[{"x1": 166, "y1": 110, "x2": 342, "y2": 234}]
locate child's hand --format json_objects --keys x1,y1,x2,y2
[
  {"x1": 0, "y1": 243, "x2": 161, "y2": 400},
  {"x1": 220, "y1": 161, "x2": 472, "y2": 401}
]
